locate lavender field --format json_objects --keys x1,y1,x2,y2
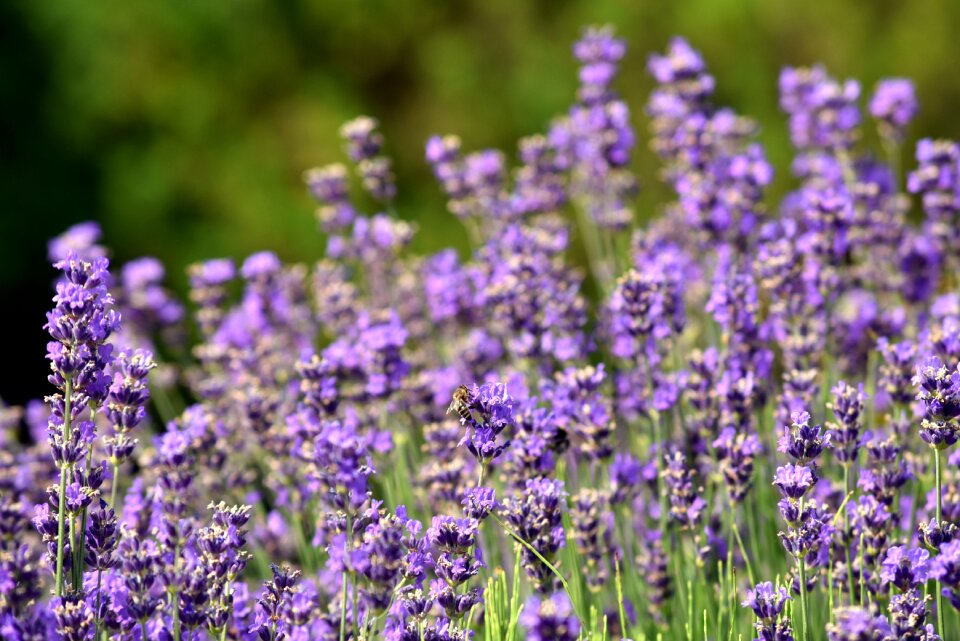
[{"x1": 5, "y1": 24, "x2": 960, "y2": 641}]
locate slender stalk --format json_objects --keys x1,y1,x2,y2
[
  {"x1": 172, "y1": 539, "x2": 182, "y2": 641},
  {"x1": 351, "y1": 566, "x2": 359, "y2": 639},
  {"x1": 731, "y1": 517, "x2": 756, "y2": 588},
  {"x1": 92, "y1": 568, "x2": 104, "y2": 640},
  {"x1": 843, "y1": 465, "x2": 856, "y2": 604},
  {"x1": 858, "y1": 530, "x2": 867, "y2": 606},
  {"x1": 340, "y1": 513, "x2": 352, "y2": 641},
  {"x1": 54, "y1": 377, "x2": 73, "y2": 597},
  {"x1": 75, "y1": 431, "x2": 97, "y2": 591},
  {"x1": 574, "y1": 202, "x2": 613, "y2": 294},
  {"x1": 69, "y1": 512, "x2": 78, "y2": 589},
  {"x1": 491, "y1": 515, "x2": 584, "y2": 623},
  {"x1": 797, "y1": 498, "x2": 809, "y2": 641},
  {"x1": 110, "y1": 462, "x2": 121, "y2": 512},
  {"x1": 936, "y1": 448, "x2": 946, "y2": 637},
  {"x1": 798, "y1": 557, "x2": 809, "y2": 641},
  {"x1": 94, "y1": 458, "x2": 118, "y2": 641},
  {"x1": 615, "y1": 558, "x2": 627, "y2": 638}
]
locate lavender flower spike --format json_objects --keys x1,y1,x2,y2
[{"x1": 454, "y1": 381, "x2": 517, "y2": 465}]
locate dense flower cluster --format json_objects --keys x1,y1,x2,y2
[{"x1": 7, "y1": 23, "x2": 960, "y2": 641}]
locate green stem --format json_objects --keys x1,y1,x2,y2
[
  {"x1": 69, "y1": 511, "x2": 78, "y2": 589},
  {"x1": 859, "y1": 530, "x2": 867, "y2": 606},
  {"x1": 936, "y1": 448, "x2": 946, "y2": 637},
  {"x1": 75, "y1": 430, "x2": 96, "y2": 590},
  {"x1": 352, "y1": 568, "x2": 359, "y2": 639},
  {"x1": 491, "y1": 515, "x2": 584, "y2": 623},
  {"x1": 340, "y1": 514, "x2": 351, "y2": 641},
  {"x1": 615, "y1": 558, "x2": 627, "y2": 638},
  {"x1": 54, "y1": 377, "x2": 73, "y2": 598},
  {"x1": 798, "y1": 497, "x2": 809, "y2": 641},
  {"x1": 574, "y1": 201, "x2": 613, "y2": 294},
  {"x1": 799, "y1": 557, "x2": 809, "y2": 641},
  {"x1": 731, "y1": 516, "x2": 756, "y2": 588},
  {"x1": 172, "y1": 539, "x2": 182, "y2": 641},
  {"x1": 110, "y1": 461, "x2": 121, "y2": 512},
  {"x1": 843, "y1": 465, "x2": 856, "y2": 604},
  {"x1": 93, "y1": 568, "x2": 104, "y2": 640}
]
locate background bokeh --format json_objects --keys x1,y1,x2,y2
[{"x1": 3, "y1": 0, "x2": 960, "y2": 405}]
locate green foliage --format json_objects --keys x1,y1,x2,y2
[{"x1": 7, "y1": 0, "x2": 960, "y2": 291}]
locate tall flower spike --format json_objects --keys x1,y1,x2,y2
[
  {"x1": 662, "y1": 451, "x2": 706, "y2": 530},
  {"x1": 869, "y1": 79, "x2": 917, "y2": 143},
  {"x1": 713, "y1": 427, "x2": 761, "y2": 503},
  {"x1": 519, "y1": 592, "x2": 580, "y2": 641},
  {"x1": 778, "y1": 411, "x2": 831, "y2": 467},
  {"x1": 914, "y1": 357, "x2": 960, "y2": 449},
  {"x1": 105, "y1": 349, "x2": 156, "y2": 501},
  {"x1": 742, "y1": 582, "x2": 794, "y2": 641},
  {"x1": 908, "y1": 140, "x2": 960, "y2": 255},
  {"x1": 826, "y1": 607, "x2": 894, "y2": 641},
  {"x1": 500, "y1": 478, "x2": 567, "y2": 592},
  {"x1": 879, "y1": 546, "x2": 930, "y2": 591},
  {"x1": 42, "y1": 250, "x2": 121, "y2": 597},
  {"x1": 454, "y1": 381, "x2": 516, "y2": 465},
  {"x1": 828, "y1": 381, "x2": 865, "y2": 464}
]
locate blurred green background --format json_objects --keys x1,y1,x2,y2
[{"x1": 2, "y1": 0, "x2": 960, "y2": 403}]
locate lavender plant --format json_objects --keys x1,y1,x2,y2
[{"x1": 6, "y1": 23, "x2": 960, "y2": 641}]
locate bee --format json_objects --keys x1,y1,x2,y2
[{"x1": 447, "y1": 384, "x2": 474, "y2": 423}]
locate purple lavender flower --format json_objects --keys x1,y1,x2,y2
[
  {"x1": 54, "y1": 594, "x2": 96, "y2": 641},
  {"x1": 543, "y1": 365, "x2": 614, "y2": 460},
  {"x1": 826, "y1": 607, "x2": 894, "y2": 641},
  {"x1": 647, "y1": 37, "x2": 715, "y2": 162},
  {"x1": 461, "y1": 487, "x2": 497, "y2": 521},
  {"x1": 713, "y1": 428, "x2": 762, "y2": 503},
  {"x1": 877, "y1": 339, "x2": 918, "y2": 407},
  {"x1": 312, "y1": 419, "x2": 375, "y2": 511},
  {"x1": 340, "y1": 116, "x2": 397, "y2": 201},
  {"x1": 869, "y1": 79, "x2": 917, "y2": 141},
  {"x1": 662, "y1": 451, "x2": 706, "y2": 530},
  {"x1": 500, "y1": 478, "x2": 567, "y2": 592},
  {"x1": 778, "y1": 411, "x2": 831, "y2": 466},
  {"x1": 570, "y1": 489, "x2": 612, "y2": 589},
  {"x1": 480, "y1": 224, "x2": 589, "y2": 364},
  {"x1": 828, "y1": 382, "x2": 865, "y2": 464},
  {"x1": 48, "y1": 221, "x2": 105, "y2": 263},
  {"x1": 455, "y1": 381, "x2": 516, "y2": 465},
  {"x1": 908, "y1": 140, "x2": 960, "y2": 251},
  {"x1": 780, "y1": 66, "x2": 860, "y2": 152},
  {"x1": 919, "y1": 517, "x2": 958, "y2": 551},
  {"x1": 519, "y1": 593, "x2": 580, "y2": 641},
  {"x1": 774, "y1": 465, "x2": 815, "y2": 501},
  {"x1": 426, "y1": 516, "x2": 482, "y2": 594},
  {"x1": 914, "y1": 357, "x2": 960, "y2": 449},
  {"x1": 609, "y1": 453, "x2": 643, "y2": 505},
  {"x1": 859, "y1": 432, "x2": 912, "y2": 506},
  {"x1": 42, "y1": 250, "x2": 121, "y2": 597},
  {"x1": 304, "y1": 163, "x2": 357, "y2": 232},
  {"x1": 511, "y1": 134, "x2": 568, "y2": 215},
  {"x1": 118, "y1": 256, "x2": 184, "y2": 340},
  {"x1": 742, "y1": 581, "x2": 791, "y2": 621},
  {"x1": 350, "y1": 509, "x2": 408, "y2": 613},
  {"x1": 340, "y1": 116, "x2": 383, "y2": 162},
  {"x1": 880, "y1": 546, "x2": 930, "y2": 590},
  {"x1": 889, "y1": 589, "x2": 940, "y2": 641},
  {"x1": 249, "y1": 564, "x2": 301, "y2": 641}
]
